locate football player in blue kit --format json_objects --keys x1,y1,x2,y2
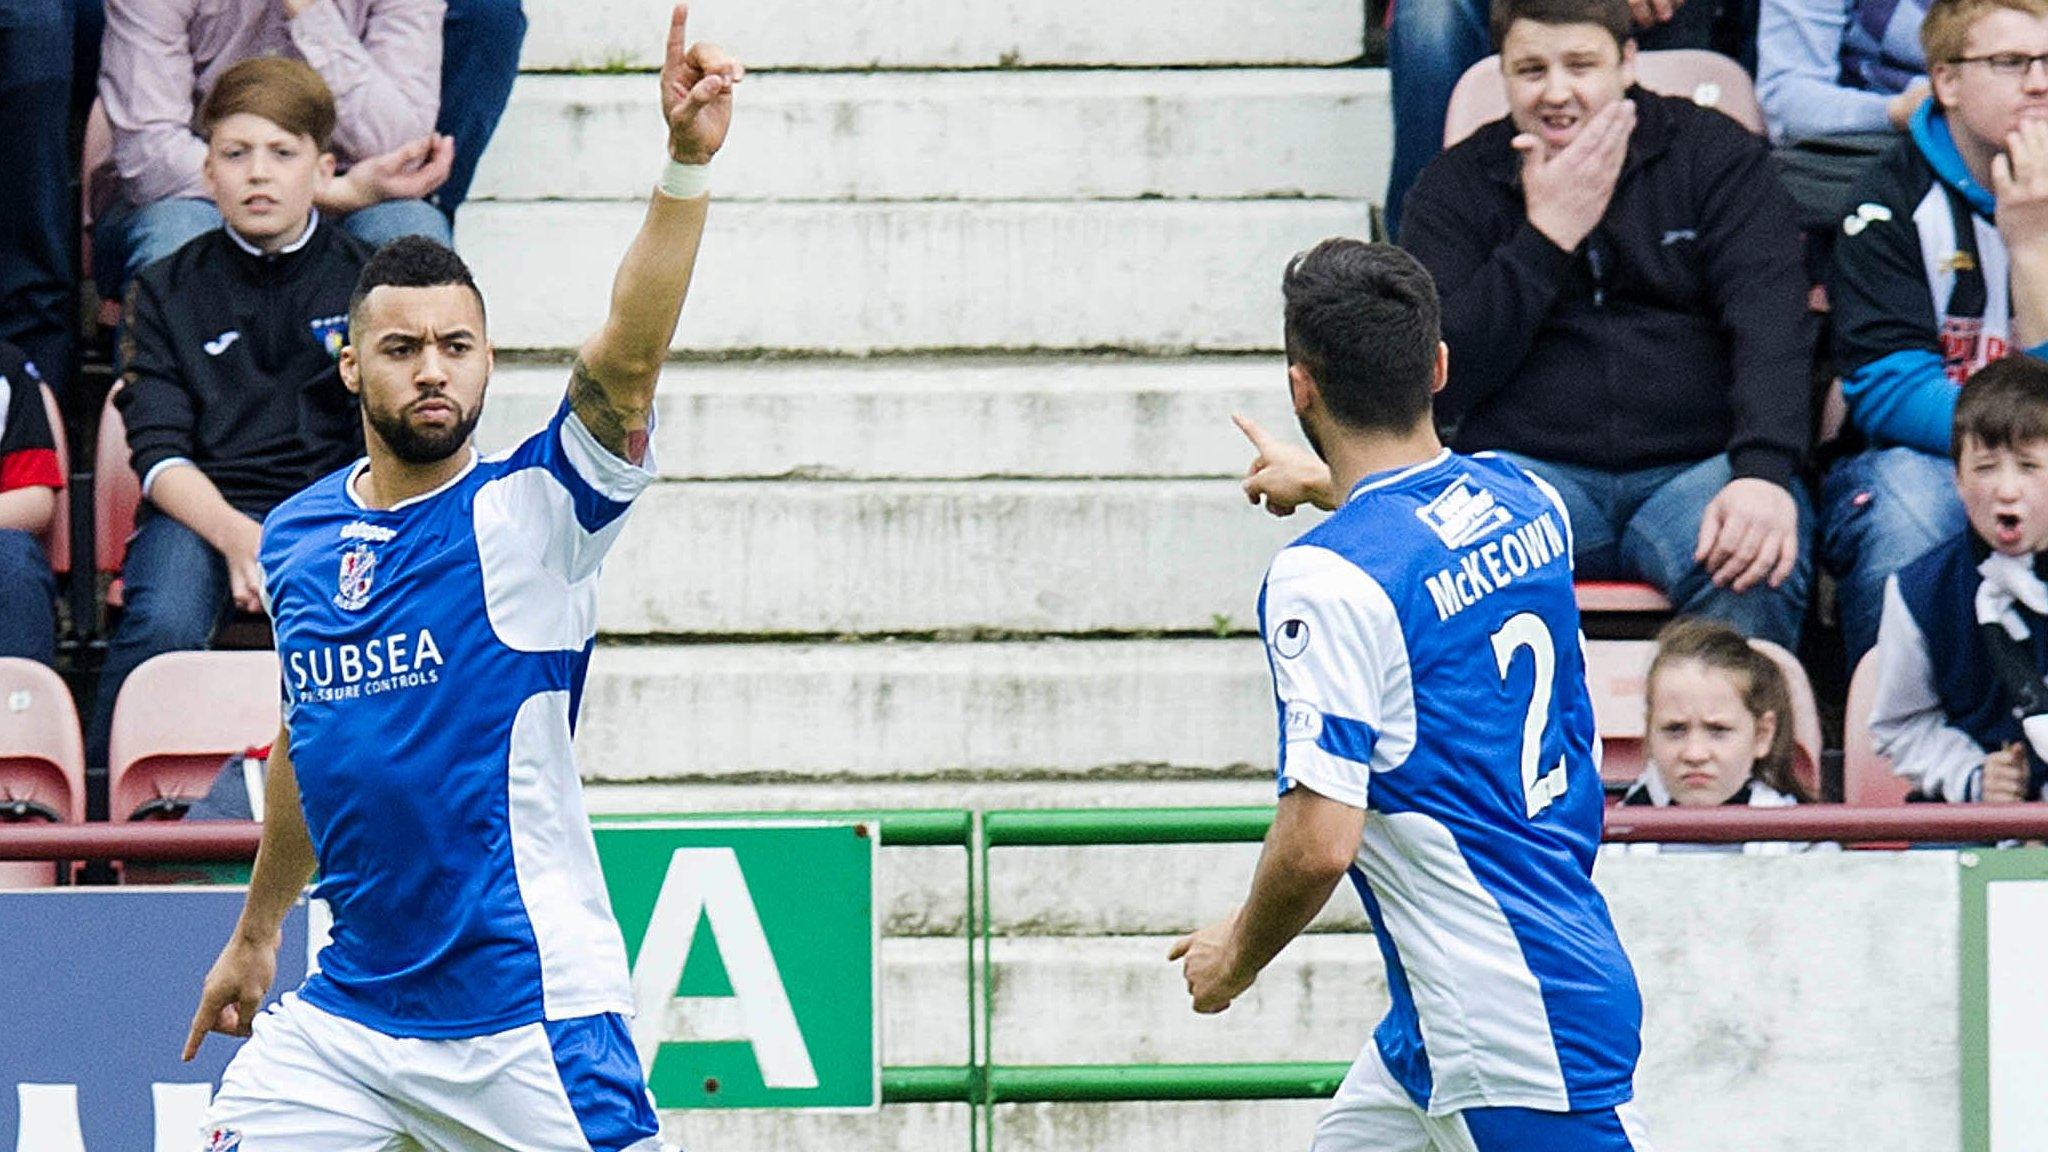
[
  {"x1": 179, "y1": 8, "x2": 740, "y2": 1150},
  {"x1": 1171, "y1": 240, "x2": 1653, "y2": 1152}
]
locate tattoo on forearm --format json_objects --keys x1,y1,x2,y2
[{"x1": 568, "y1": 357, "x2": 650, "y2": 463}]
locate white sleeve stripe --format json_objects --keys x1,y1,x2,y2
[
  {"x1": 1281, "y1": 743, "x2": 1372, "y2": 811},
  {"x1": 559, "y1": 406, "x2": 657, "y2": 503}
]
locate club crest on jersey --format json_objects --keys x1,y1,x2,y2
[
  {"x1": 205, "y1": 1129, "x2": 242, "y2": 1152},
  {"x1": 308, "y1": 313, "x2": 349, "y2": 359},
  {"x1": 1415, "y1": 476, "x2": 1512, "y2": 550},
  {"x1": 335, "y1": 541, "x2": 379, "y2": 611}
]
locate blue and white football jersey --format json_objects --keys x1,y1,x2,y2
[
  {"x1": 258, "y1": 398, "x2": 650, "y2": 1039},
  {"x1": 1258, "y1": 449, "x2": 1641, "y2": 1116}
]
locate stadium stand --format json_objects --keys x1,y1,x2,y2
[
  {"x1": 106, "y1": 650, "x2": 277, "y2": 823},
  {"x1": 0, "y1": 657, "x2": 85, "y2": 888},
  {"x1": 1443, "y1": 48, "x2": 1767, "y2": 146}
]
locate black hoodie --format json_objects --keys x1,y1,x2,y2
[{"x1": 1399, "y1": 87, "x2": 1812, "y2": 490}]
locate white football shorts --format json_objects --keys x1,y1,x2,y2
[
  {"x1": 1311, "y1": 1040, "x2": 1654, "y2": 1152},
  {"x1": 199, "y1": 992, "x2": 672, "y2": 1152}
]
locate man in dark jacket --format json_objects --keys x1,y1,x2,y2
[
  {"x1": 89, "y1": 57, "x2": 371, "y2": 773},
  {"x1": 1399, "y1": 0, "x2": 1816, "y2": 648}
]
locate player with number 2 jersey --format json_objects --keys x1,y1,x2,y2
[{"x1": 1172, "y1": 240, "x2": 1649, "y2": 1152}]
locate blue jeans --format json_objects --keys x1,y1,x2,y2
[
  {"x1": 436, "y1": 0, "x2": 526, "y2": 222},
  {"x1": 0, "y1": 528, "x2": 56, "y2": 665},
  {"x1": 86, "y1": 512, "x2": 230, "y2": 768},
  {"x1": 1821, "y1": 445, "x2": 1966, "y2": 670},
  {"x1": 0, "y1": 0, "x2": 78, "y2": 398},
  {"x1": 94, "y1": 197, "x2": 454, "y2": 301},
  {"x1": 1385, "y1": 0, "x2": 1490, "y2": 241},
  {"x1": 1493, "y1": 452, "x2": 1815, "y2": 648}
]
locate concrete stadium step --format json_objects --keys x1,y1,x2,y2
[
  {"x1": 584, "y1": 777, "x2": 1280, "y2": 816},
  {"x1": 523, "y1": 0, "x2": 1364, "y2": 70},
  {"x1": 878, "y1": 935, "x2": 1375, "y2": 1065},
  {"x1": 476, "y1": 356, "x2": 1295, "y2": 481},
  {"x1": 591, "y1": 479, "x2": 1315, "y2": 635},
  {"x1": 459, "y1": 200, "x2": 1373, "y2": 353},
  {"x1": 472, "y1": 70, "x2": 1388, "y2": 203},
  {"x1": 574, "y1": 639, "x2": 1268, "y2": 781},
  {"x1": 666, "y1": 1100, "x2": 1329, "y2": 1152},
  {"x1": 574, "y1": 639, "x2": 1270, "y2": 782}
]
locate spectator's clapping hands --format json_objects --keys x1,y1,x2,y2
[
  {"x1": 324, "y1": 135, "x2": 455, "y2": 215},
  {"x1": 1983, "y1": 742, "x2": 2029, "y2": 803},
  {"x1": 1234, "y1": 414, "x2": 1335, "y2": 517},
  {"x1": 1513, "y1": 99, "x2": 1635, "y2": 253},
  {"x1": 1695, "y1": 477, "x2": 1799, "y2": 593},
  {"x1": 1994, "y1": 119, "x2": 2048, "y2": 252}
]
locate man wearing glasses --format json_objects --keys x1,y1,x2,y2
[{"x1": 1827, "y1": 0, "x2": 2048, "y2": 671}]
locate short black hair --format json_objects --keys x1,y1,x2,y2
[
  {"x1": 1954, "y1": 355, "x2": 2048, "y2": 462},
  {"x1": 347, "y1": 235, "x2": 487, "y2": 336},
  {"x1": 1282, "y1": 239, "x2": 1440, "y2": 435},
  {"x1": 1490, "y1": 0, "x2": 1634, "y2": 50}
]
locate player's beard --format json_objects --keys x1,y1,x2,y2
[{"x1": 367, "y1": 390, "x2": 483, "y2": 465}]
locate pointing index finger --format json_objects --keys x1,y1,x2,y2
[{"x1": 1232, "y1": 413, "x2": 1280, "y2": 453}]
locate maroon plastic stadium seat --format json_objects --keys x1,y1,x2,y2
[
  {"x1": 94, "y1": 383, "x2": 140, "y2": 595},
  {"x1": 1444, "y1": 49, "x2": 1765, "y2": 149},
  {"x1": 1575, "y1": 581, "x2": 1672, "y2": 615},
  {"x1": 0, "y1": 658, "x2": 86, "y2": 887},
  {"x1": 1843, "y1": 651, "x2": 1910, "y2": 806},
  {"x1": 36, "y1": 382, "x2": 69, "y2": 576},
  {"x1": 108, "y1": 651, "x2": 279, "y2": 822},
  {"x1": 1584, "y1": 638, "x2": 1824, "y2": 798}
]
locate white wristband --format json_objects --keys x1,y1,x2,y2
[{"x1": 658, "y1": 159, "x2": 711, "y2": 200}]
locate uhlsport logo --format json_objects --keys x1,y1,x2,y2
[
  {"x1": 1415, "y1": 475, "x2": 1513, "y2": 550},
  {"x1": 335, "y1": 541, "x2": 379, "y2": 611},
  {"x1": 205, "y1": 1128, "x2": 243, "y2": 1152}
]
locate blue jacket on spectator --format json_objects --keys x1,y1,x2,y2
[
  {"x1": 1831, "y1": 104, "x2": 2048, "y2": 456},
  {"x1": 1758, "y1": 0, "x2": 1927, "y2": 142}
]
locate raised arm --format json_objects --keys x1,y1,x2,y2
[{"x1": 568, "y1": 4, "x2": 742, "y2": 461}]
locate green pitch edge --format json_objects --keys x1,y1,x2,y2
[{"x1": 881, "y1": 1062, "x2": 1347, "y2": 1104}]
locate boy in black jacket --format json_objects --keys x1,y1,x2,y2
[
  {"x1": 89, "y1": 58, "x2": 373, "y2": 773},
  {"x1": 1398, "y1": 0, "x2": 1816, "y2": 650}
]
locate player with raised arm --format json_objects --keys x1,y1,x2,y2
[
  {"x1": 178, "y1": 8, "x2": 738, "y2": 1149},
  {"x1": 1171, "y1": 241, "x2": 1652, "y2": 1151}
]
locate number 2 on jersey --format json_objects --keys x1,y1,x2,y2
[{"x1": 1490, "y1": 612, "x2": 1570, "y2": 819}]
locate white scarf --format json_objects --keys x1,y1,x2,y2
[{"x1": 1975, "y1": 551, "x2": 2048, "y2": 641}]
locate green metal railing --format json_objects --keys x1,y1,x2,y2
[{"x1": 605, "y1": 805, "x2": 1334, "y2": 1148}]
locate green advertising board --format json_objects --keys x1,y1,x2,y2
[
  {"x1": 593, "y1": 820, "x2": 879, "y2": 1111},
  {"x1": 1961, "y1": 848, "x2": 2048, "y2": 1152}
]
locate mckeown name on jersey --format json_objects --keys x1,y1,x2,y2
[{"x1": 1422, "y1": 512, "x2": 1568, "y2": 623}]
